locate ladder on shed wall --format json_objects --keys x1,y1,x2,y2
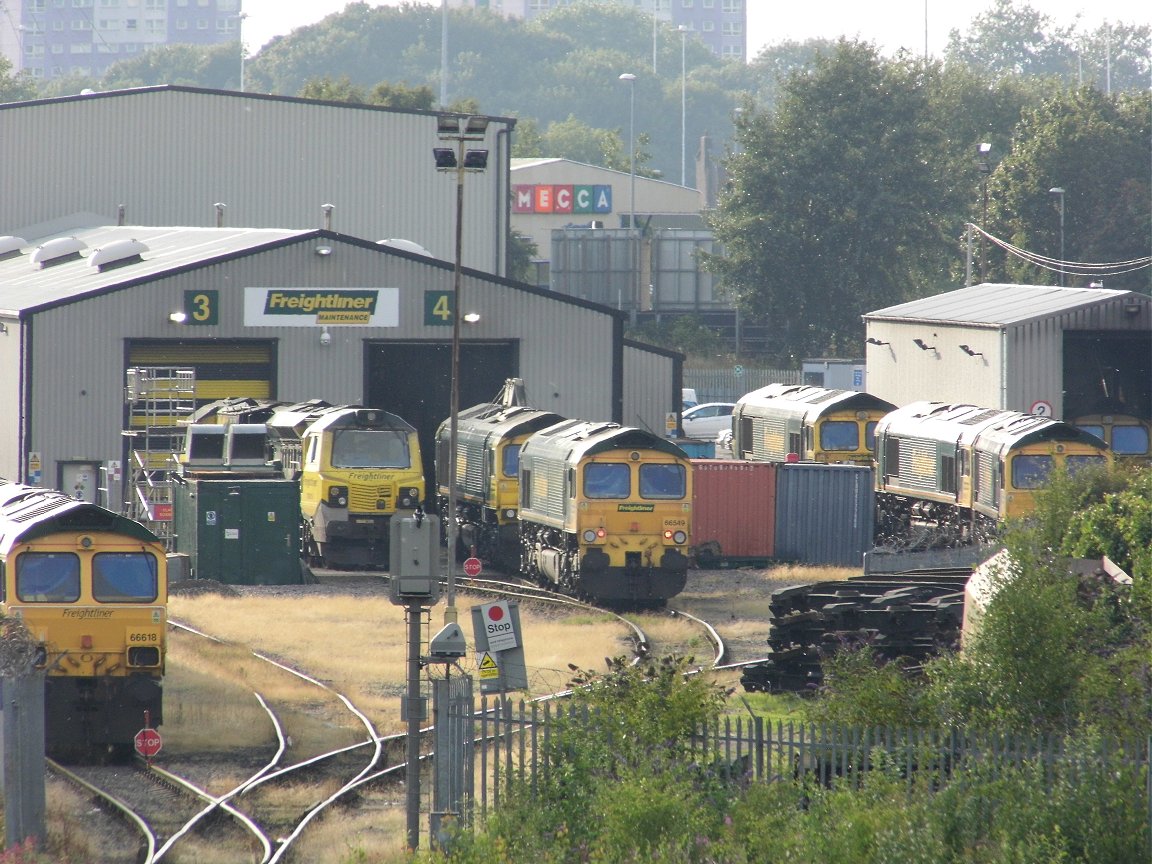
[{"x1": 123, "y1": 367, "x2": 196, "y2": 547}]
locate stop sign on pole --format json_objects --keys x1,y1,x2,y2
[
  {"x1": 134, "y1": 727, "x2": 162, "y2": 759},
  {"x1": 463, "y1": 557, "x2": 482, "y2": 577}
]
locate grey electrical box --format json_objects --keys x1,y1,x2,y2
[{"x1": 389, "y1": 512, "x2": 442, "y2": 605}]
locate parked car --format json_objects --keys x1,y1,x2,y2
[{"x1": 681, "y1": 402, "x2": 736, "y2": 439}]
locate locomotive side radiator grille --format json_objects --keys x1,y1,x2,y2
[
  {"x1": 896, "y1": 438, "x2": 939, "y2": 492},
  {"x1": 754, "y1": 417, "x2": 788, "y2": 460}
]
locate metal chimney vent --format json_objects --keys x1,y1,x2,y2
[
  {"x1": 89, "y1": 238, "x2": 149, "y2": 272},
  {"x1": 0, "y1": 236, "x2": 27, "y2": 261},
  {"x1": 30, "y1": 236, "x2": 87, "y2": 269}
]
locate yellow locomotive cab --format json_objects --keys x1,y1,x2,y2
[{"x1": 0, "y1": 482, "x2": 167, "y2": 758}]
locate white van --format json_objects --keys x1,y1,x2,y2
[{"x1": 682, "y1": 388, "x2": 699, "y2": 410}]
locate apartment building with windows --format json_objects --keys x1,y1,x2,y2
[
  {"x1": 455, "y1": 0, "x2": 746, "y2": 61},
  {"x1": 1, "y1": 0, "x2": 241, "y2": 81}
]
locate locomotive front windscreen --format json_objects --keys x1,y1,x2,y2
[
  {"x1": 639, "y1": 463, "x2": 686, "y2": 499},
  {"x1": 16, "y1": 553, "x2": 81, "y2": 602},
  {"x1": 93, "y1": 552, "x2": 159, "y2": 602},
  {"x1": 819, "y1": 421, "x2": 859, "y2": 451},
  {"x1": 332, "y1": 429, "x2": 410, "y2": 468},
  {"x1": 1112, "y1": 425, "x2": 1150, "y2": 455},
  {"x1": 584, "y1": 463, "x2": 630, "y2": 498}
]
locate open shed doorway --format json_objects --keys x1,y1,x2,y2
[{"x1": 365, "y1": 341, "x2": 519, "y2": 505}]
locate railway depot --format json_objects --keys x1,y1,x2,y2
[
  {"x1": 0, "y1": 87, "x2": 685, "y2": 510},
  {"x1": 0, "y1": 220, "x2": 679, "y2": 511}
]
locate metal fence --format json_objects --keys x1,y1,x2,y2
[
  {"x1": 684, "y1": 367, "x2": 802, "y2": 404},
  {"x1": 470, "y1": 697, "x2": 1152, "y2": 827}
]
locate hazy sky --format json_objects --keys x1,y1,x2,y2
[{"x1": 240, "y1": 1, "x2": 1147, "y2": 57}]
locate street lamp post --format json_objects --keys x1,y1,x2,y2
[
  {"x1": 433, "y1": 115, "x2": 490, "y2": 630},
  {"x1": 237, "y1": 12, "x2": 248, "y2": 92},
  {"x1": 619, "y1": 73, "x2": 637, "y2": 315},
  {"x1": 976, "y1": 142, "x2": 992, "y2": 282},
  {"x1": 679, "y1": 25, "x2": 687, "y2": 187},
  {"x1": 1049, "y1": 186, "x2": 1065, "y2": 286}
]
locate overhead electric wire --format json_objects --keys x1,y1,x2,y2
[{"x1": 967, "y1": 223, "x2": 1152, "y2": 281}]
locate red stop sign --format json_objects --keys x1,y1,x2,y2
[
  {"x1": 463, "y1": 557, "x2": 482, "y2": 577},
  {"x1": 134, "y1": 727, "x2": 162, "y2": 758}
]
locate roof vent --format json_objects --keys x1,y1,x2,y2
[
  {"x1": 0, "y1": 236, "x2": 27, "y2": 261},
  {"x1": 30, "y1": 236, "x2": 87, "y2": 269},
  {"x1": 378, "y1": 238, "x2": 433, "y2": 256},
  {"x1": 89, "y1": 238, "x2": 148, "y2": 272}
]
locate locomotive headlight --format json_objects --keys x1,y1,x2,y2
[
  {"x1": 328, "y1": 485, "x2": 349, "y2": 507},
  {"x1": 583, "y1": 529, "x2": 598, "y2": 543},
  {"x1": 503, "y1": 508, "x2": 517, "y2": 520},
  {"x1": 398, "y1": 487, "x2": 421, "y2": 507},
  {"x1": 128, "y1": 647, "x2": 161, "y2": 667},
  {"x1": 673, "y1": 530, "x2": 687, "y2": 544}
]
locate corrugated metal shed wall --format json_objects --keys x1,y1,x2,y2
[
  {"x1": 865, "y1": 291, "x2": 1151, "y2": 417},
  {"x1": 0, "y1": 89, "x2": 509, "y2": 275},
  {"x1": 623, "y1": 342, "x2": 679, "y2": 433},
  {"x1": 0, "y1": 319, "x2": 21, "y2": 480},
  {"x1": 865, "y1": 322, "x2": 1004, "y2": 409},
  {"x1": 25, "y1": 238, "x2": 627, "y2": 496}
]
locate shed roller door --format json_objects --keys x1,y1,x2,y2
[{"x1": 128, "y1": 342, "x2": 274, "y2": 410}]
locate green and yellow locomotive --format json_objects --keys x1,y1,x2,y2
[
  {"x1": 0, "y1": 481, "x2": 167, "y2": 758},
  {"x1": 732, "y1": 384, "x2": 897, "y2": 465},
  {"x1": 874, "y1": 401, "x2": 1110, "y2": 543},
  {"x1": 435, "y1": 384, "x2": 564, "y2": 570},
  {"x1": 517, "y1": 421, "x2": 693, "y2": 605}
]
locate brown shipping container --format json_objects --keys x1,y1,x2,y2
[{"x1": 690, "y1": 459, "x2": 776, "y2": 559}]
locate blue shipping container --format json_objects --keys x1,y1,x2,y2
[{"x1": 774, "y1": 464, "x2": 874, "y2": 567}]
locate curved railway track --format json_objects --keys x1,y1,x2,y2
[{"x1": 47, "y1": 569, "x2": 730, "y2": 861}]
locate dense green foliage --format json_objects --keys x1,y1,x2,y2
[
  {"x1": 6, "y1": 2, "x2": 1148, "y2": 362},
  {"x1": 398, "y1": 467, "x2": 1151, "y2": 864}
]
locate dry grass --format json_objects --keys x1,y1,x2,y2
[{"x1": 168, "y1": 593, "x2": 632, "y2": 739}]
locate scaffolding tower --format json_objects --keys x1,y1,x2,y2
[{"x1": 122, "y1": 367, "x2": 196, "y2": 546}]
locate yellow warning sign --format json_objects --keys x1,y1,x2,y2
[{"x1": 478, "y1": 652, "x2": 499, "y2": 679}]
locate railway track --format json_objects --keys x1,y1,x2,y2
[{"x1": 45, "y1": 569, "x2": 729, "y2": 861}]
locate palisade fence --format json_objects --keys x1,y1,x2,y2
[
  {"x1": 684, "y1": 367, "x2": 803, "y2": 404},
  {"x1": 471, "y1": 697, "x2": 1152, "y2": 835}
]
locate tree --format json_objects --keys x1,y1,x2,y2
[
  {"x1": 0, "y1": 54, "x2": 37, "y2": 103},
  {"x1": 945, "y1": 0, "x2": 1075, "y2": 80},
  {"x1": 101, "y1": 42, "x2": 245, "y2": 90},
  {"x1": 945, "y1": 0, "x2": 1151, "y2": 93},
  {"x1": 506, "y1": 231, "x2": 539, "y2": 284},
  {"x1": 706, "y1": 42, "x2": 962, "y2": 363},
  {"x1": 984, "y1": 88, "x2": 1152, "y2": 291}
]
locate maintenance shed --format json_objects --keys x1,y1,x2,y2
[
  {"x1": 0, "y1": 221, "x2": 678, "y2": 511},
  {"x1": 0, "y1": 86, "x2": 514, "y2": 276},
  {"x1": 863, "y1": 283, "x2": 1151, "y2": 422}
]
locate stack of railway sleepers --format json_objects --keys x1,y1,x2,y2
[{"x1": 741, "y1": 569, "x2": 971, "y2": 693}]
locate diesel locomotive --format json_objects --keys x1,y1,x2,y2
[
  {"x1": 874, "y1": 401, "x2": 1111, "y2": 543},
  {"x1": 518, "y1": 420, "x2": 693, "y2": 605},
  {"x1": 266, "y1": 403, "x2": 425, "y2": 569},
  {"x1": 732, "y1": 384, "x2": 897, "y2": 465},
  {"x1": 0, "y1": 481, "x2": 167, "y2": 759},
  {"x1": 435, "y1": 380, "x2": 564, "y2": 570}
]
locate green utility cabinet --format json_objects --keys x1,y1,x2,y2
[{"x1": 172, "y1": 476, "x2": 303, "y2": 584}]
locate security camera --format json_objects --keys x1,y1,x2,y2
[
  {"x1": 319, "y1": 329, "x2": 332, "y2": 346},
  {"x1": 427, "y1": 622, "x2": 467, "y2": 660}
]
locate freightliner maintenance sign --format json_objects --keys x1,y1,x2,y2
[{"x1": 244, "y1": 287, "x2": 400, "y2": 327}]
